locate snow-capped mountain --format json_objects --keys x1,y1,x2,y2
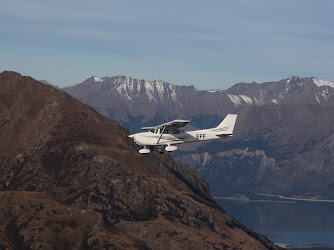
[
  {"x1": 68, "y1": 75, "x2": 194, "y2": 102},
  {"x1": 225, "y1": 76, "x2": 334, "y2": 107},
  {"x1": 63, "y1": 75, "x2": 334, "y2": 131},
  {"x1": 63, "y1": 75, "x2": 200, "y2": 131}
]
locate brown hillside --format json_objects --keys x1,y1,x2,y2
[{"x1": 0, "y1": 71, "x2": 278, "y2": 249}]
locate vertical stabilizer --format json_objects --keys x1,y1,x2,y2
[{"x1": 216, "y1": 114, "x2": 238, "y2": 134}]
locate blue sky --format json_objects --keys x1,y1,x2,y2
[{"x1": 1, "y1": 0, "x2": 334, "y2": 89}]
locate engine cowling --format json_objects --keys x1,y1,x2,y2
[{"x1": 165, "y1": 145, "x2": 177, "y2": 152}]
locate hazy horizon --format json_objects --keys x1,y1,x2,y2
[{"x1": 1, "y1": 0, "x2": 334, "y2": 89}]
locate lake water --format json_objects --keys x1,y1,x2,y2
[{"x1": 216, "y1": 197, "x2": 334, "y2": 248}]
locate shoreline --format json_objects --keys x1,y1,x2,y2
[
  {"x1": 214, "y1": 194, "x2": 334, "y2": 204},
  {"x1": 257, "y1": 194, "x2": 334, "y2": 203}
]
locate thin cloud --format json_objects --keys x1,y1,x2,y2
[
  {"x1": 1, "y1": 0, "x2": 334, "y2": 88},
  {"x1": 0, "y1": 0, "x2": 137, "y2": 24}
]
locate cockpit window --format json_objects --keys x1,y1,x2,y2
[{"x1": 154, "y1": 128, "x2": 183, "y2": 134}]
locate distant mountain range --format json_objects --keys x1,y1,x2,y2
[
  {"x1": 63, "y1": 75, "x2": 334, "y2": 199},
  {"x1": 63, "y1": 75, "x2": 334, "y2": 130},
  {"x1": 0, "y1": 71, "x2": 276, "y2": 249}
]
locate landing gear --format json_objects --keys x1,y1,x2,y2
[
  {"x1": 139, "y1": 146, "x2": 150, "y2": 154},
  {"x1": 139, "y1": 145, "x2": 177, "y2": 154},
  {"x1": 165, "y1": 145, "x2": 177, "y2": 152}
]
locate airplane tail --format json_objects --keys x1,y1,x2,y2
[{"x1": 214, "y1": 114, "x2": 238, "y2": 135}]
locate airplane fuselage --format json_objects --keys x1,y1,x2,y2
[
  {"x1": 128, "y1": 114, "x2": 237, "y2": 153},
  {"x1": 132, "y1": 129, "x2": 227, "y2": 146}
]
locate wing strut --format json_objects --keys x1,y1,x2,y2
[{"x1": 157, "y1": 125, "x2": 166, "y2": 144}]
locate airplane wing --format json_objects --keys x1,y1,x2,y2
[
  {"x1": 141, "y1": 126, "x2": 155, "y2": 130},
  {"x1": 141, "y1": 119, "x2": 190, "y2": 130}
]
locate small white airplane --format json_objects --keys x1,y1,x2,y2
[{"x1": 128, "y1": 114, "x2": 238, "y2": 154}]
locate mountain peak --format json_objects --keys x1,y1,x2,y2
[
  {"x1": 284, "y1": 76, "x2": 334, "y2": 88},
  {"x1": 285, "y1": 76, "x2": 302, "y2": 83},
  {"x1": 89, "y1": 75, "x2": 104, "y2": 82}
]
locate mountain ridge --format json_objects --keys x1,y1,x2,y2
[
  {"x1": 63, "y1": 75, "x2": 334, "y2": 132},
  {"x1": 0, "y1": 71, "x2": 278, "y2": 249}
]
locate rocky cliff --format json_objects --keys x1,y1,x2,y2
[{"x1": 0, "y1": 71, "x2": 278, "y2": 249}]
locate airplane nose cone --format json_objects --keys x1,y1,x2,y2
[
  {"x1": 129, "y1": 134, "x2": 139, "y2": 144},
  {"x1": 129, "y1": 133, "x2": 148, "y2": 146}
]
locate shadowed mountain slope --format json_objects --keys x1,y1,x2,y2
[
  {"x1": 176, "y1": 104, "x2": 334, "y2": 198},
  {"x1": 0, "y1": 71, "x2": 278, "y2": 249}
]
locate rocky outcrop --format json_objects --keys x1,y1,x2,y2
[
  {"x1": 0, "y1": 191, "x2": 147, "y2": 249},
  {"x1": 0, "y1": 71, "x2": 278, "y2": 249}
]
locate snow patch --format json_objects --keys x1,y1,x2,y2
[
  {"x1": 315, "y1": 88, "x2": 330, "y2": 104},
  {"x1": 239, "y1": 95, "x2": 253, "y2": 105},
  {"x1": 208, "y1": 89, "x2": 223, "y2": 93},
  {"x1": 321, "y1": 88, "x2": 329, "y2": 100},
  {"x1": 171, "y1": 91, "x2": 177, "y2": 102},
  {"x1": 168, "y1": 84, "x2": 178, "y2": 102},
  {"x1": 104, "y1": 75, "x2": 191, "y2": 103},
  {"x1": 154, "y1": 80, "x2": 166, "y2": 101},
  {"x1": 93, "y1": 76, "x2": 103, "y2": 83},
  {"x1": 227, "y1": 94, "x2": 253, "y2": 107},
  {"x1": 313, "y1": 78, "x2": 334, "y2": 88},
  {"x1": 144, "y1": 80, "x2": 157, "y2": 102},
  {"x1": 227, "y1": 94, "x2": 242, "y2": 107},
  {"x1": 111, "y1": 76, "x2": 136, "y2": 101},
  {"x1": 254, "y1": 91, "x2": 268, "y2": 106}
]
